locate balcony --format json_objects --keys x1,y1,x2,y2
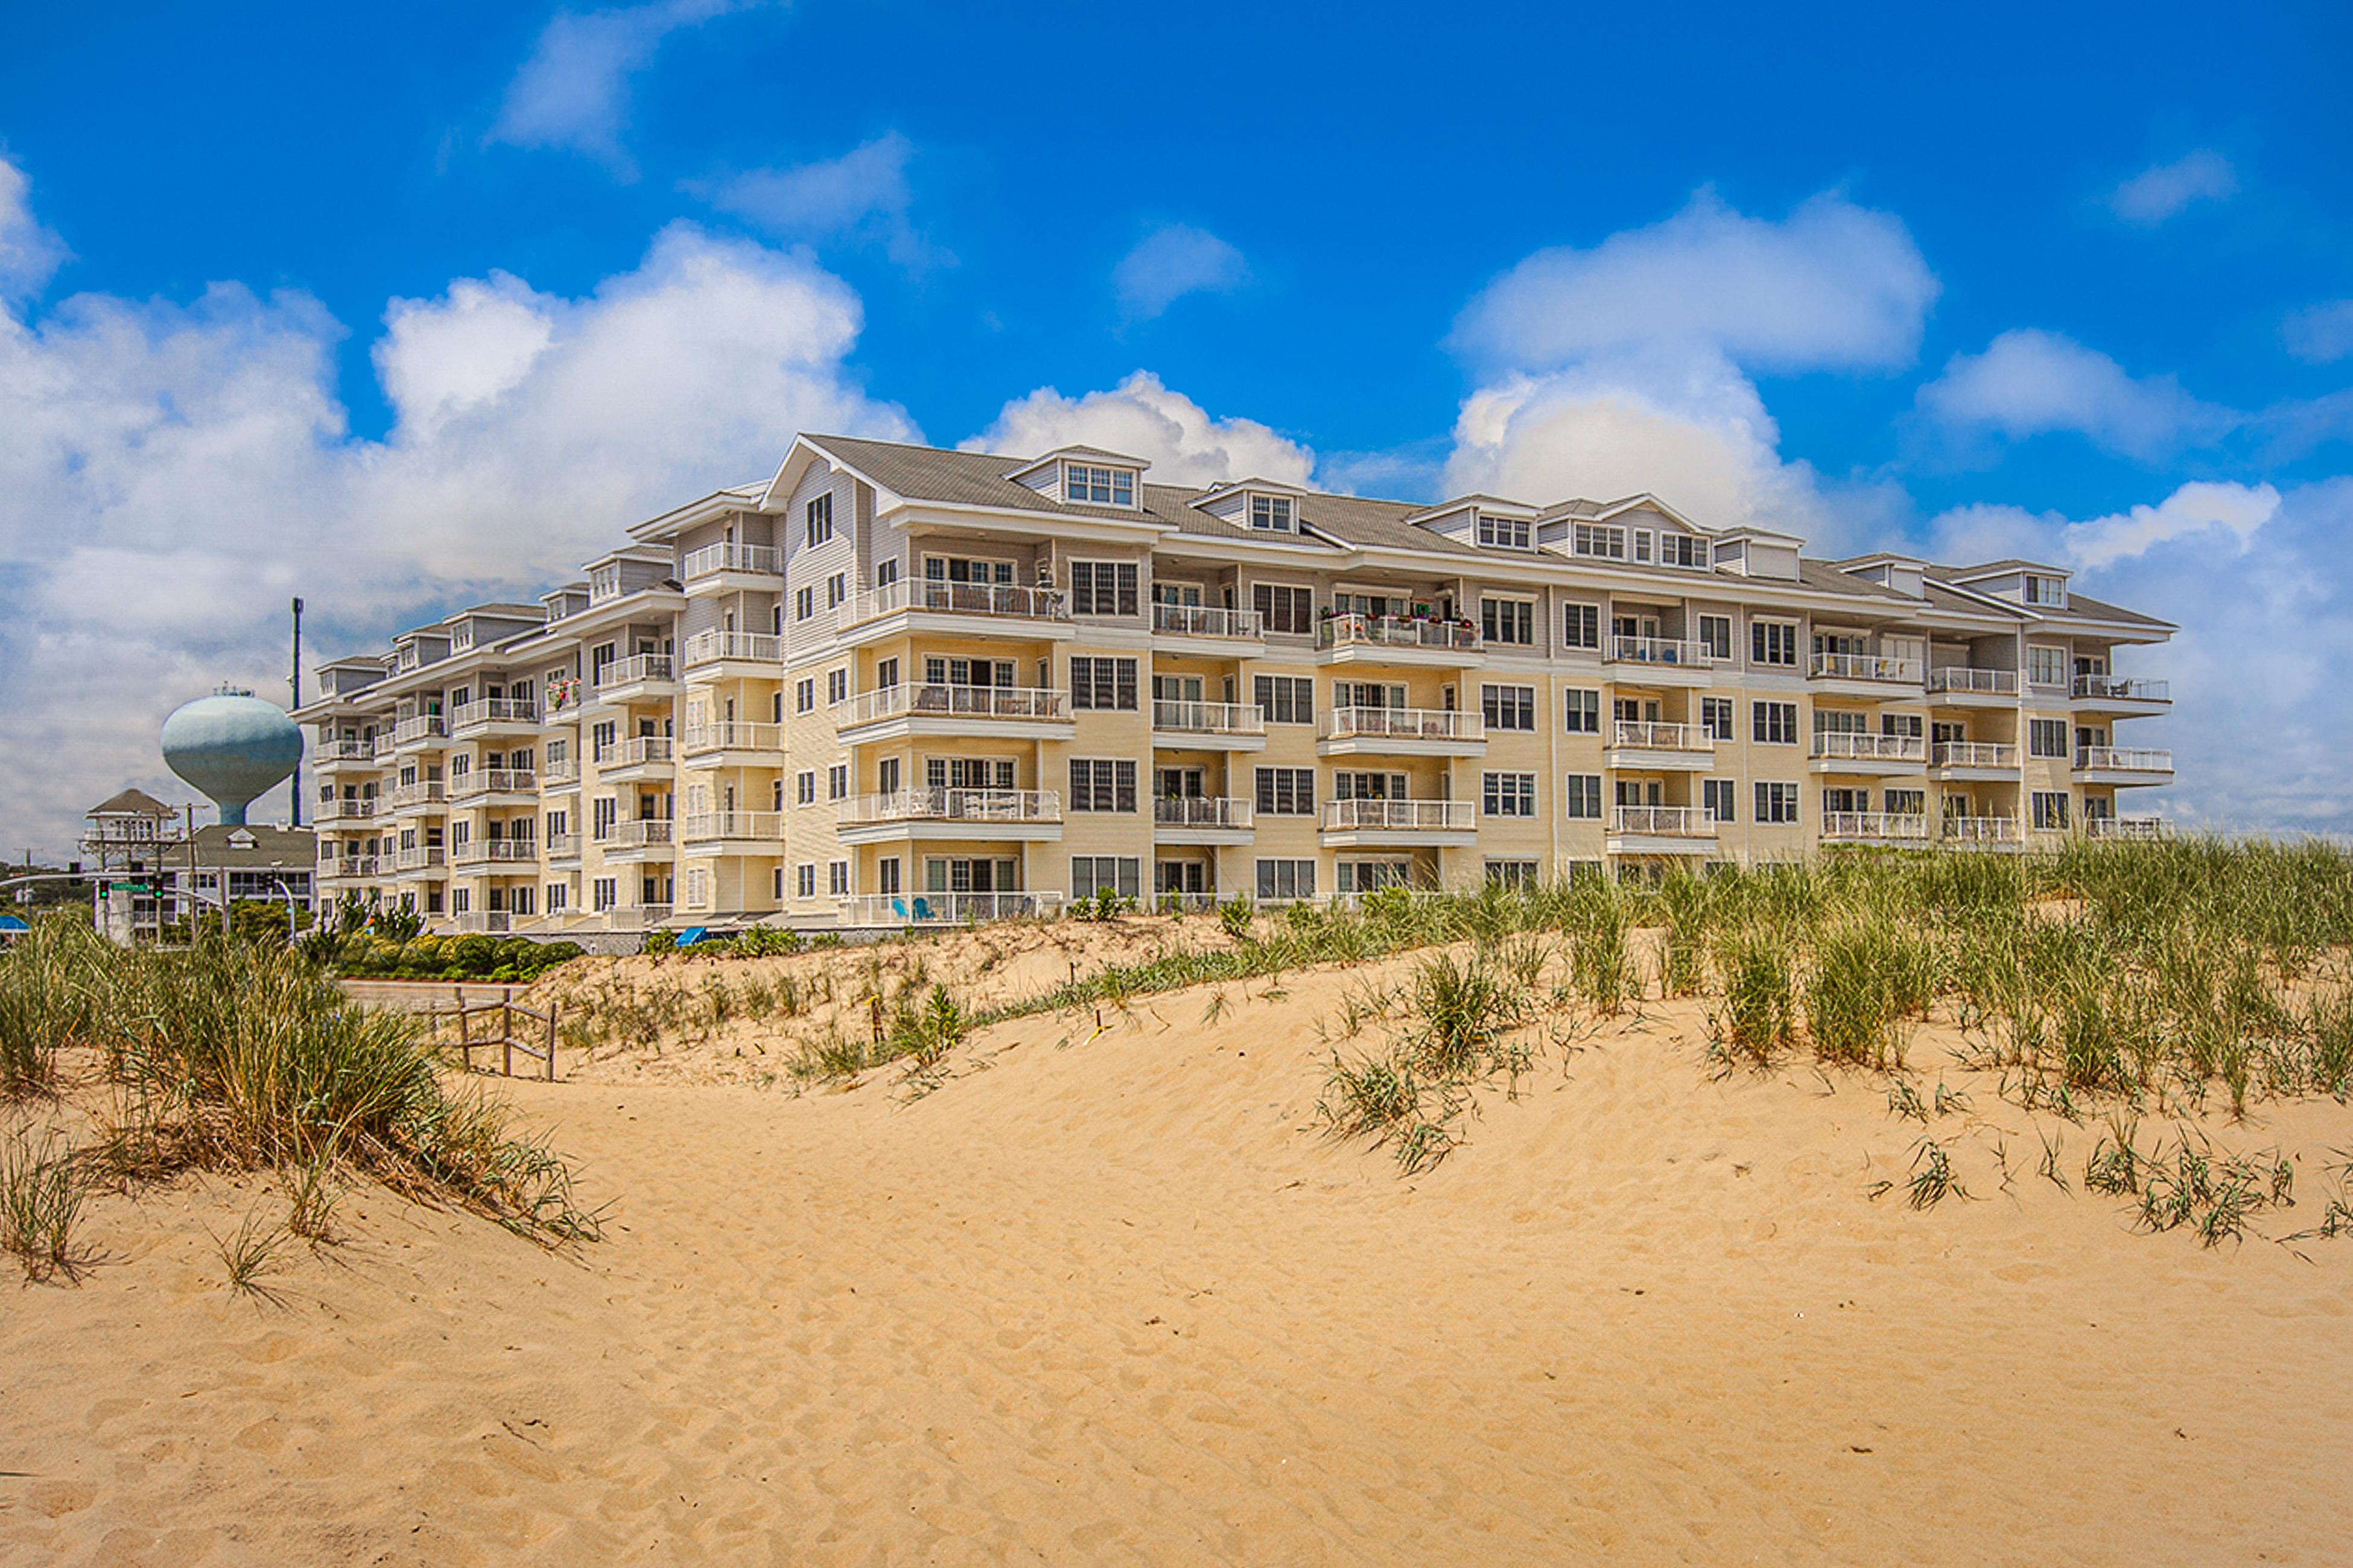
[
  {"x1": 681, "y1": 630, "x2": 783, "y2": 674},
  {"x1": 2088, "y1": 815, "x2": 2171, "y2": 841},
  {"x1": 1151, "y1": 795, "x2": 1254, "y2": 845},
  {"x1": 448, "y1": 768, "x2": 538, "y2": 802},
  {"x1": 1151, "y1": 699, "x2": 1267, "y2": 751},
  {"x1": 1605, "y1": 637, "x2": 1716, "y2": 688},
  {"x1": 316, "y1": 796, "x2": 376, "y2": 823},
  {"x1": 833, "y1": 684, "x2": 1073, "y2": 743},
  {"x1": 451, "y1": 912, "x2": 513, "y2": 934},
  {"x1": 1943, "y1": 816, "x2": 2024, "y2": 849},
  {"x1": 681, "y1": 541, "x2": 783, "y2": 592},
  {"x1": 1820, "y1": 812, "x2": 1931, "y2": 846},
  {"x1": 597, "y1": 819, "x2": 676, "y2": 861},
  {"x1": 1319, "y1": 798, "x2": 1477, "y2": 846},
  {"x1": 1810, "y1": 652, "x2": 1924, "y2": 693},
  {"x1": 1929, "y1": 741, "x2": 2018, "y2": 779},
  {"x1": 545, "y1": 833, "x2": 581, "y2": 862},
  {"x1": 317, "y1": 738, "x2": 378, "y2": 769},
  {"x1": 386, "y1": 781, "x2": 447, "y2": 814},
  {"x1": 1926, "y1": 667, "x2": 2019, "y2": 703},
  {"x1": 372, "y1": 734, "x2": 401, "y2": 762},
  {"x1": 837, "y1": 891, "x2": 1063, "y2": 927},
  {"x1": 1318, "y1": 705, "x2": 1486, "y2": 758},
  {"x1": 1151, "y1": 603, "x2": 1263, "y2": 646},
  {"x1": 542, "y1": 756, "x2": 581, "y2": 787},
  {"x1": 592, "y1": 654, "x2": 678, "y2": 705},
  {"x1": 594, "y1": 736, "x2": 675, "y2": 781},
  {"x1": 451, "y1": 839, "x2": 539, "y2": 868},
  {"x1": 2075, "y1": 746, "x2": 2174, "y2": 786},
  {"x1": 392, "y1": 715, "x2": 446, "y2": 751},
  {"x1": 448, "y1": 698, "x2": 538, "y2": 737},
  {"x1": 392, "y1": 846, "x2": 447, "y2": 875},
  {"x1": 836, "y1": 789, "x2": 1062, "y2": 845},
  {"x1": 1605, "y1": 720, "x2": 1714, "y2": 771},
  {"x1": 320, "y1": 855, "x2": 378, "y2": 880},
  {"x1": 679, "y1": 721, "x2": 784, "y2": 765},
  {"x1": 2073, "y1": 675, "x2": 2171, "y2": 714},
  {"x1": 836, "y1": 580, "x2": 1073, "y2": 648},
  {"x1": 681, "y1": 811, "x2": 786, "y2": 851},
  {"x1": 1605, "y1": 805, "x2": 1718, "y2": 855},
  {"x1": 1808, "y1": 731, "x2": 1928, "y2": 775},
  {"x1": 1315, "y1": 614, "x2": 1484, "y2": 668}
]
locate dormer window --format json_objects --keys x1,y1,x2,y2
[
  {"x1": 1659, "y1": 533, "x2": 1708, "y2": 569},
  {"x1": 1067, "y1": 464, "x2": 1135, "y2": 507},
  {"x1": 1572, "y1": 523, "x2": 1626, "y2": 560},
  {"x1": 1476, "y1": 513, "x2": 1531, "y2": 550},
  {"x1": 589, "y1": 565, "x2": 623, "y2": 603},
  {"x1": 2023, "y1": 573, "x2": 2066, "y2": 607},
  {"x1": 451, "y1": 624, "x2": 473, "y2": 650},
  {"x1": 1250, "y1": 494, "x2": 1294, "y2": 532}
]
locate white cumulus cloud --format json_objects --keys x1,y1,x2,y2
[
  {"x1": 489, "y1": 0, "x2": 768, "y2": 174},
  {"x1": 1917, "y1": 328, "x2": 2238, "y2": 460},
  {"x1": 2105, "y1": 150, "x2": 2238, "y2": 226},
  {"x1": 0, "y1": 157, "x2": 913, "y2": 855},
  {"x1": 696, "y1": 133, "x2": 942, "y2": 270},
  {"x1": 1113, "y1": 224, "x2": 1250, "y2": 322},
  {"x1": 0, "y1": 157, "x2": 68, "y2": 302},
  {"x1": 965, "y1": 371, "x2": 1312, "y2": 488}
]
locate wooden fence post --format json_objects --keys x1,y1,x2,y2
[
  {"x1": 546, "y1": 1001, "x2": 559, "y2": 1081},
  {"x1": 501, "y1": 987, "x2": 513, "y2": 1078}
]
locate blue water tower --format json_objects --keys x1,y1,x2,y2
[{"x1": 160, "y1": 687, "x2": 303, "y2": 827}]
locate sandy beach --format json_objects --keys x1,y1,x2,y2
[{"x1": 8, "y1": 942, "x2": 2353, "y2": 1565}]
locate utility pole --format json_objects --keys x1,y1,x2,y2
[{"x1": 289, "y1": 595, "x2": 305, "y2": 828}]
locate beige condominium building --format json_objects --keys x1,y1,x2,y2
[{"x1": 295, "y1": 432, "x2": 2176, "y2": 935}]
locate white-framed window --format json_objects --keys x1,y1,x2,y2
[
  {"x1": 546, "y1": 883, "x2": 568, "y2": 913},
  {"x1": 1481, "y1": 684, "x2": 1535, "y2": 731},
  {"x1": 1071, "y1": 855, "x2": 1142, "y2": 899},
  {"x1": 1070, "y1": 560, "x2": 1139, "y2": 616},
  {"x1": 1701, "y1": 697, "x2": 1735, "y2": 740},
  {"x1": 1067, "y1": 465, "x2": 1136, "y2": 507},
  {"x1": 1253, "y1": 582, "x2": 1314, "y2": 634},
  {"x1": 805, "y1": 492, "x2": 834, "y2": 546},
  {"x1": 929, "y1": 757, "x2": 1016, "y2": 790},
  {"x1": 1484, "y1": 859, "x2": 1539, "y2": 889},
  {"x1": 2024, "y1": 573, "x2": 2066, "y2": 607},
  {"x1": 825, "y1": 571, "x2": 847, "y2": 609},
  {"x1": 1751, "y1": 619, "x2": 1799, "y2": 666},
  {"x1": 826, "y1": 668, "x2": 848, "y2": 705},
  {"x1": 592, "y1": 877, "x2": 618, "y2": 911},
  {"x1": 2028, "y1": 645, "x2": 2070, "y2": 687},
  {"x1": 1660, "y1": 534, "x2": 1709, "y2": 569},
  {"x1": 1563, "y1": 774, "x2": 1604, "y2": 819},
  {"x1": 1338, "y1": 859, "x2": 1414, "y2": 894},
  {"x1": 1564, "y1": 688, "x2": 1601, "y2": 734},
  {"x1": 1254, "y1": 767, "x2": 1315, "y2": 816},
  {"x1": 1068, "y1": 758, "x2": 1138, "y2": 812},
  {"x1": 1482, "y1": 772, "x2": 1537, "y2": 817},
  {"x1": 795, "y1": 586, "x2": 815, "y2": 621},
  {"x1": 796, "y1": 771, "x2": 816, "y2": 805},
  {"x1": 1255, "y1": 858, "x2": 1315, "y2": 901},
  {"x1": 2032, "y1": 791, "x2": 2072, "y2": 831},
  {"x1": 773, "y1": 867, "x2": 785, "y2": 901},
  {"x1": 795, "y1": 678, "x2": 816, "y2": 713},
  {"x1": 827, "y1": 764, "x2": 848, "y2": 801},
  {"x1": 1480, "y1": 597, "x2": 1534, "y2": 646},
  {"x1": 1702, "y1": 778, "x2": 1737, "y2": 823},
  {"x1": 828, "y1": 860, "x2": 850, "y2": 895},
  {"x1": 1697, "y1": 614, "x2": 1733, "y2": 660},
  {"x1": 1254, "y1": 675, "x2": 1314, "y2": 725},
  {"x1": 2028, "y1": 718, "x2": 2070, "y2": 758},
  {"x1": 796, "y1": 863, "x2": 816, "y2": 898},
  {"x1": 1069, "y1": 656, "x2": 1138, "y2": 711},
  {"x1": 1756, "y1": 782, "x2": 1800, "y2": 824},
  {"x1": 1572, "y1": 522, "x2": 1625, "y2": 559},
  {"x1": 1885, "y1": 788, "x2": 1925, "y2": 817},
  {"x1": 1250, "y1": 494, "x2": 1295, "y2": 532},
  {"x1": 875, "y1": 557, "x2": 900, "y2": 588},
  {"x1": 1563, "y1": 603, "x2": 1601, "y2": 650},
  {"x1": 1753, "y1": 701, "x2": 1799, "y2": 744},
  {"x1": 684, "y1": 868, "x2": 710, "y2": 910},
  {"x1": 1477, "y1": 513, "x2": 1531, "y2": 549}
]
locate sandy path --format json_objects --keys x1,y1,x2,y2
[{"x1": 7, "y1": 959, "x2": 2353, "y2": 1564}]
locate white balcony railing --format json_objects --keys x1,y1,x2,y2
[
  {"x1": 392, "y1": 846, "x2": 446, "y2": 871},
  {"x1": 393, "y1": 715, "x2": 446, "y2": 746},
  {"x1": 544, "y1": 833, "x2": 581, "y2": 859},
  {"x1": 837, "y1": 891, "x2": 1063, "y2": 926},
  {"x1": 594, "y1": 654, "x2": 674, "y2": 690},
  {"x1": 598, "y1": 819, "x2": 675, "y2": 849},
  {"x1": 448, "y1": 769, "x2": 536, "y2": 799},
  {"x1": 2074, "y1": 676, "x2": 2171, "y2": 703},
  {"x1": 1319, "y1": 705, "x2": 1484, "y2": 743},
  {"x1": 1811, "y1": 652, "x2": 1923, "y2": 684},
  {"x1": 1152, "y1": 603, "x2": 1263, "y2": 639},
  {"x1": 1927, "y1": 666, "x2": 2019, "y2": 696},
  {"x1": 451, "y1": 839, "x2": 538, "y2": 866},
  {"x1": 602, "y1": 903, "x2": 674, "y2": 931},
  {"x1": 1320, "y1": 799, "x2": 1476, "y2": 833},
  {"x1": 1608, "y1": 805, "x2": 1716, "y2": 837},
  {"x1": 833, "y1": 684, "x2": 1070, "y2": 729},
  {"x1": 681, "y1": 542, "x2": 783, "y2": 580},
  {"x1": 317, "y1": 738, "x2": 376, "y2": 764},
  {"x1": 1809, "y1": 732, "x2": 1929, "y2": 764},
  {"x1": 1150, "y1": 699, "x2": 1266, "y2": 737},
  {"x1": 1931, "y1": 741, "x2": 2018, "y2": 769},
  {"x1": 448, "y1": 698, "x2": 538, "y2": 731},
  {"x1": 2077, "y1": 746, "x2": 2174, "y2": 773},
  {"x1": 1316, "y1": 613, "x2": 1482, "y2": 654},
  {"x1": 594, "y1": 737, "x2": 675, "y2": 769},
  {"x1": 452, "y1": 912, "x2": 512, "y2": 934},
  {"x1": 837, "y1": 789, "x2": 1061, "y2": 827},
  {"x1": 323, "y1": 855, "x2": 379, "y2": 878},
  {"x1": 1607, "y1": 636, "x2": 1715, "y2": 668},
  {"x1": 1943, "y1": 816, "x2": 2022, "y2": 845},
  {"x1": 387, "y1": 781, "x2": 446, "y2": 810},
  {"x1": 681, "y1": 721, "x2": 783, "y2": 756},
  {"x1": 839, "y1": 579, "x2": 1070, "y2": 630},
  {"x1": 2088, "y1": 816, "x2": 2170, "y2": 840},
  {"x1": 1152, "y1": 796, "x2": 1252, "y2": 830},
  {"x1": 1820, "y1": 812, "x2": 1931, "y2": 843},
  {"x1": 681, "y1": 630, "x2": 782, "y2": 668},
  {"x1": 316, "y1": 797, "x2": 376, "y2": 822},
  {"x1": 681, "y1": 811, "x2": 785, "y2": 842},
  {"x1": 1609, "y1": 720, "x2": 1712, "y2": 752},
  {"x1": 542, "y1": 757, "x2": 580, "y2": 786}
]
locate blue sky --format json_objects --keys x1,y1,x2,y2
[{"x1": 1, "y1": 0, "x2": 2349, "y2": 854}]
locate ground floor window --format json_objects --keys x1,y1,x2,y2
[
  {"x1": 1256, "y1": 858, "x2": 1315, "y2": 901},
  {"x1": 1484, "y1": 859, "x2": 1539, "y2": 889},
  {"x1": 1884, "y1": 789, "x2": 1925, "y2": 816},
  {"x1": 1072, "y1": 855, "x2": 1142, "y2": 900},
  {"x1": 828, "y1": 861, "x2": 850, "y2": 896},
  {"x1": 684, "y1": 869, "x2": 710, "y2": 909},
  {"x1": 2033, "y1": 791, "x2": 2072, "y2": 831},
  {"x1": 1701, "y1": 779, "x2": 1736, "y2": 823},
  {"x1": 926, "y1": 856, "x2": 1018, "y2": 893},
  {"x1": 1156, "y1": 859, "x2": 1207, "y2": 895},
  {"x1": 547, "y1": 883, "x2": 568, "y2": 913},
  {"x1": 1482, "y1": 772, "x2": 1537, "y2": 817},
  {"x1": 878, "y1": 857, "x2": 901, "y2": 895},
  {"x1": 795, "y1": 863, "x2": 816, "y2": 898},
  {"x1": 1338, "y1": 859, "x2": 1413, "y2": 894}
]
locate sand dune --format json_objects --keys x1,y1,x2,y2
[{"x1": 8, "y1": 943, "x2": 2353, "y2": 1564}]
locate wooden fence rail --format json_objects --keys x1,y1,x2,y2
[{"x1": 428, "y1": 986, "x2": 560, "y2": 1080}]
